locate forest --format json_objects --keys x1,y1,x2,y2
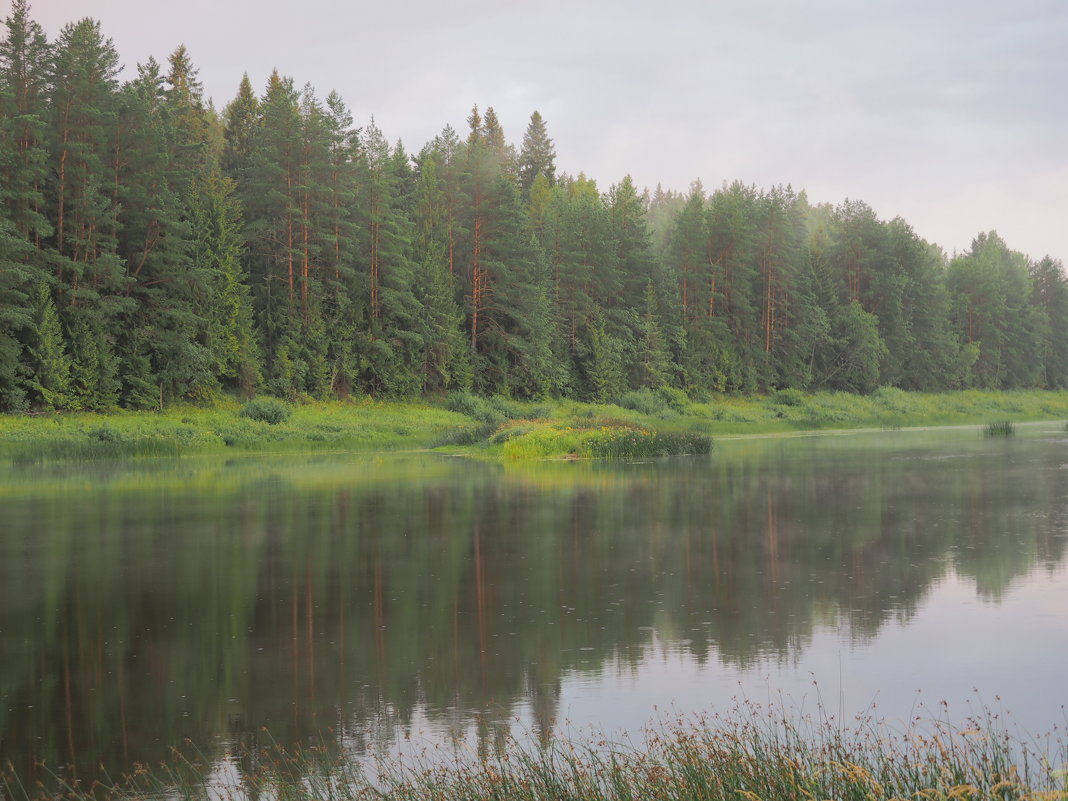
[{"x1": 2, "y1": 1, "x2": 1067, "y2": 413}]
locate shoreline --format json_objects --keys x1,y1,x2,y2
[{"x1": 1, "y1": 388, "x2": 1067, "y2": 464}]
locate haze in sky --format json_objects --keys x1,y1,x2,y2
[{"x1": 22, "y1": 0, "x2": 1068, "y2": 262}]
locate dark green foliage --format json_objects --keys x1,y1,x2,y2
[
  {"x1": 517, "y1": 110, "x2": 555, "y2": 198},
  {"x1": 27, "y1": 283, "x2": 72, "y2": 408},
  {"x1": 238, "y1": 396, "x2": 291, "y2": 424},
  {"x1": 0, "y1": 6, "x2": 1065, "y2": 413}
]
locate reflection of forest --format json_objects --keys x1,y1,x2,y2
[{"x1": 1, "y1": 434, "x2": 1066, "y2": 785}]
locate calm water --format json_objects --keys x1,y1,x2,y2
[{"x1": 2, "y1": 424, "x2": 1067, "y2": 784}]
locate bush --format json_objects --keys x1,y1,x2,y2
[
  {"x1": 430, "y1": 423, "x2": 496, "y2": 447},
  {"x1": 654, "y1": 385, "x2": 691, "y2": 414},
  {"x1": 770, "y1": 388, "x2": 806, "y2": 407},
  {"x1": 485, "y1": 395, "x2": 525, "y2": 420},
  {"x1": 617, "y1": 388, "x2": 668, "y2": 416},
  {"x1": 86, "y1": 423, "x2": 122, "y2": 442},
  {"x1": 239, "y1": 397, "x2": 292, "y2": 425},
  {"x1": 616, "y1": 386, "x2": 691, "y2": 418},
  {"x1": 445, "y1": 391, "x2": 501, "y2": 425}
]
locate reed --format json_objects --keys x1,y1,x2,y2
[
  {"x1": 4, "y1": 705, "x2": 1064, "y2": 801},
  {"x1": 984, "y1": 420, "x2": 1016, "y2": 437}
]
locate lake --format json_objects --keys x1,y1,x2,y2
[{"x1": 2, "y1": 423, "x2": 1066, "y2": 787}]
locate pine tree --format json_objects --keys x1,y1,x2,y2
[
  {"x1": 49, "y1": 18, "x2": 125, "y2": 306},
  {"x1": 0, "y1": 0, "x2": 52, "y2": 247},
  {"x1": 317, "y1": 90, "x2": 362, "y2": 397},
  {"x1": 704, "y1": 182, "x2": 760, "y2": 385},
  {"x1": 413, "y1": 138, "x2": 469, "y2": 391},
  {"x1": 116, "y1": 58, "x2": 212, "y2": 404},
  {"x1": 356, "y1": 120, "x2": 422, "y2": 396},
  {"x1": 241, "y1": 70, "x2": 303, "y2": 392},
  {"x1": 0, "y1": 217, "x2": 33, "y2": 409}
]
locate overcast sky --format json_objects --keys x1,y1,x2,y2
[{"x1": 21, "y1": 0, "x2": 1068, "y2": 262}]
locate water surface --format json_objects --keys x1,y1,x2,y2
[{"x1": 1, "y1": 424, "x2": 1066, "y2": 783}]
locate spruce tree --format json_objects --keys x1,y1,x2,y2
[
  {"x1": 517, "y1": 110, "x2": 556, "y2": 199},
  {"x1": 190, "y1": 172, "x2": 261, "y2": 393},
  {"x1": 28, "y1": 283, "x2": 73, "y2": 408}
]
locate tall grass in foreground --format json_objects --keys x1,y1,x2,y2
[{"x1": 5, "y1": 706, "x2": 1066, "y2": 801}]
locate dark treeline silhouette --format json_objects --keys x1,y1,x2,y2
[{"x1": 3, "y1": 2, "x2": 1067, "y2": 411}]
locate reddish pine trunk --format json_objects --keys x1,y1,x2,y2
[{"x1": 286, "y1": 163, "x2": 294, "y2": 300}]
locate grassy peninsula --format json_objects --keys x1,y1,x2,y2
[{"x1": 2, "y1": 388, "x2": 1068, "y2": 464}]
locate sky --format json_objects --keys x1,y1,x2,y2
[{"x1": 18, "y1": 0, "x2": 1068, "y2": 262}]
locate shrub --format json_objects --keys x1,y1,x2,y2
[
  {"x1": 770, "y1": 388, "x2": 806, "y2": 407},
  {"x1": 86, "y1": 423, "x2": 122, "y2": 442},
  {"x1": 485, "y1": 395, "x2": 525, "y2": 420},
  {"x1": 430, "y1": 423, "x2": 496, "y2": 447},
  {"x1": 616, "y1": 386, "x2": 691, "y2": 418},
  {"x1": 617, "y1": 388, "x2": 668, "y2": 416},
  {"x1": 445, "y1": 391, "x2": 503, "y2": 426},
  {"x1": 239, "y1": 397, "x2": 292, "y2": 425},
  {"x1": 654, "y1": 385, "x2": 691, "y2": 414}
]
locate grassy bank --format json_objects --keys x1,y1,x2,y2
[
  {"x1": 4, "y1": 707, "x2": 1065, "y2": 801},
  {"x1": 0, "y1": 398, "x2": 467, "y2": 464},
  {"x1": 447, "y1": 387, "x2": 1068, "y2": 460},
  {"x1": 2, "y1": 388, "x2": 1068, "y2": 463}
]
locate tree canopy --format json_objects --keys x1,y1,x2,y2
[{"x1": 1, "y1": 3, "x2": 1065, "y2": 411}]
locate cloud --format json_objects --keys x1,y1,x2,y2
[{"x1": 31, "y1": 0, "x2": 1068, "y2": 260}]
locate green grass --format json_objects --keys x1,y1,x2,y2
[
  {"x1": 4, "y1": 705, "x2": 1065, "y2": 801},
  {"x1": 984, "y1": 420, "x2": 1016, "y2": 437},
  {"x1": 0, "y1": 398, "x2": 467, "y2": 464},
  {"x1": 498, "y1": 418, "x2": 712, "y2": 460},
  {"x1": 2, "y1": 389, "x2": 1067, "y2": 464}
]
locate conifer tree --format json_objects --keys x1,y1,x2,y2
[
  {"x1": 319, "y1": 90, "x2": 362, "y2": 396},
  {"x1": 413, "y1": 139, "x2": 469, "y2": 391},
  {"x1": 240, "y1": 70, "x2": 303, "y2": 391},
  {"x1": 1031, "y1": 256, "x2": 1068, "y2": 388},
  {"x1": 356, "y1": 121, "x2": 422, "y2": 395},
  {"x1": 518, "y1": 110, "x2": 556, "y2": 199},
  {"x1": 49, "y1": 18, "x2": 125, "y2": 304},
  {"x1": 0, "y1": 0, "x2": 52, "y2": 248},
  {"x1": 190, "y1": 172, "x2": 260, "y2": 392},
  {"x1": 634, "y1": 281, "x2": 672, "y2": 388},
  {"x1": 27, "y1": 282, "x2": 73, "y2": 408},
  {"x1": 221, "y1": 73, "x2": 258, "y2": 182},
  {"x1": 116, "y1": 58, "x2": 214, "y2": 404},
  {"x1": 0, "y1": 218, "x2": 33, "y2": 409}
]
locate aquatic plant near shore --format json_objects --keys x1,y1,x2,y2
[
  {"x1": 4, "y1": 703, "x2": 1065, "y2": 801},
  {"x1": 984, "y1": 420, "x2": 1016, "y2": 437}
]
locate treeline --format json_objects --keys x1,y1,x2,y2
[{"x1": 2, "y1": 3, "x2": 1067, "y2": 412}]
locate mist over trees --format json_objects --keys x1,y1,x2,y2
[{"x1": 2, "y1": 2, "x2": 1067, "y2": 411}]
